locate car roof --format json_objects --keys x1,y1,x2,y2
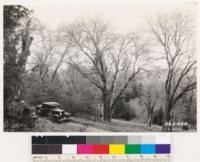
[{"x1": 43, "y1": 102, "x2": 60, "y2": 107}]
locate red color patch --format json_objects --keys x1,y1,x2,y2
[{"x1": 93, "y1": 144, "x2": 109, "y2": 154}]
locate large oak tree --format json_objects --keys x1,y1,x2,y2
[
  {"x1": 149, "y1": 13, "x2": 196, "y2": 131},
  {"x1": 61, "y1": 18, "x2": 150, "y2": 121}
]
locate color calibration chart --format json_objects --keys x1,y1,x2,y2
[{"x1": 32, "y1": 136, "x2": 172, "y2": 162}]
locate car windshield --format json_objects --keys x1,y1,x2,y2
[
  {"x1": 43, "y1": 102, "x2": 60, "y2": 108},
  {"x1": 52, "y1": 108, "x2": 63, "y2": 112}
]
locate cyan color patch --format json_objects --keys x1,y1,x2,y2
[{"x1": 140, "y1": 144, "x2": 156, "y2": 154}]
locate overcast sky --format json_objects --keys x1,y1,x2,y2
[
  {"x1": 29, "y1": 3, "x2": 196, "y2": 33},
  {"x1": 26, "y1": 2, "x2": 197, "y2": 70}
]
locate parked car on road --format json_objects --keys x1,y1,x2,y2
[
  {"x1": 35, "y1": 102, "x2": 70, "y2": 123},
  {"x1": 50, "y1": 108, "x2": 70, "y2": 123}
]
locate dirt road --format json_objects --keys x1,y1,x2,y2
[{"x1": 32, "y1": 117, "x2": 161, "y2": 132}]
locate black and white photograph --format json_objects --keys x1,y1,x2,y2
[{"x1": 3, "y1": 2, "x2": 197, "y2": 132}]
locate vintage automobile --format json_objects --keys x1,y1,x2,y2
[
  {"x1": 35, "y1": 102, "x2": 70, "y2": 123},
  {"x1": 49, "y1": 108, "x2": 71, "y2": 123}
]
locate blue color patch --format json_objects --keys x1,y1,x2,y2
[{"x1": 140, "y1": 144, "x2": 156, "y2": 154}]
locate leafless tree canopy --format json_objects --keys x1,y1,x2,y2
[
  {"x1": 59, "y1": 18, "x2": 150, "y2": 121},
  {"x1": 148, "y1": 13, "x2": 196, "y2": 131}
]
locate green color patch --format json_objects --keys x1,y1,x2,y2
[{"x1": 125, "y1": 144, "x2": 140, "y2": 154}]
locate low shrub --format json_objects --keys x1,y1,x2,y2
[
  {"x1": 113, "y1": 99, "x2": 136, "y2": 121},
  {"x1": 4, "y1": 100, "x2": 38, "y2": 131}
]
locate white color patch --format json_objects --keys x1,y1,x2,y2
[
  {"x1": 155, "y1": 136, "x2": 171, "y2": 144},
  {"x1": 62, "y1": 144, "x2": 77, "y2": 154}
]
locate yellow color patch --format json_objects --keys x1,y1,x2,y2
[{"x1": 109, "y1": 144, "x2": 125, "y2": 154}]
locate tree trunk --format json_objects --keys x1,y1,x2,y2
[
  {"x1": 51, "y1": 67, "x2": 59, "y2": 82},
  {"x1": 102, "y1": 93, "x2": 111, "y2": 122},
  {"x1": 169, "y1": 112, "x2": 174, "y2": 132},
  {"x1": 13, "y1": 20, "x2": 33, "y2": 100},
  {"x1": 162, "y1": 102, "x2": 172, "y2": 132},
  {"x1": 103, "y1": 104, "x2": 111, "y2": 122},
  {"x1": 147, "y1": 117, "x2": 152, "y2": 127},
  {"x1": 147, "y1": 107, "x2": 153, "y2": 127}
]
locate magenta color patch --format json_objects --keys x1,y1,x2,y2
[{"x1": 77, "y1": 144, "x2": 93, "y2": 154}]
